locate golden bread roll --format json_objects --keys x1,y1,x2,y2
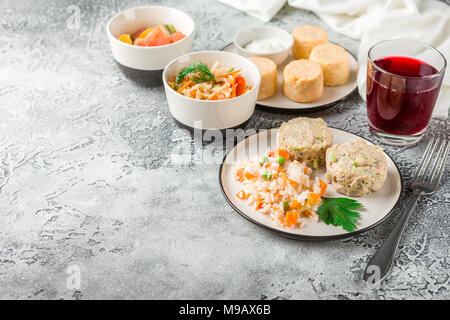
[
  {"x1": 309, "y1": 43, "x2": 350, "y2": 86},
  {"x1": 282, "y1": 59, "x2": 323, "y2": 103},
  {"x1": 249, "y1": 57, "x2": 277, "y2": 100},
  {"x1": 291, "y1": 25, "x2": 328, "y2": 59}
]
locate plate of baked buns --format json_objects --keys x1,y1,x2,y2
[{"x1": 223, "y1": 25, "x2": 358, "y2": 111}]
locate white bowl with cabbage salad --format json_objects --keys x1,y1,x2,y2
[{"x1": 233, "y1": 26, "x2": 293, "y2": 65}]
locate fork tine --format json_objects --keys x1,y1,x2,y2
[
  {"x1": 413, "y1": 137, "x2": 436, "y2": 182},
  {"x1": 428, "y1": 139, "x2": 447, "y2": 180},
  {"x1": 430, "y1": 139, "x2": 449, "y2": 188}
]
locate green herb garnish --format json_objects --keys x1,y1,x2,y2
[
  {"x1": 227, "y1": 67, "x2": 235, "y2": 73},
  {"x1": 282, "y1": 200, "x2": 289, "y2": 212},
  {"x1": 317, "y1": 198, "x2": 363, "y2": 232},
  {"x1": 176, "y1": 62, "x2": 216, "y2": 84}
]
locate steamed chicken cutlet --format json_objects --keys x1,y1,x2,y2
[
  {"x1": 282, "y1": 59, "x2": 324, "y2": 103},
  {"x1": 249, "y1": 56, "x2": 277, "y2": 100},
  {"x1": 276, "y1": 117, "x2": 333, "y2": 169},
  {"x1": 326, "y1": 139, "x2": 388, "y2": 197},
  {"x1": 309, "y1": 43, "x2": 350, "y2": 86}
]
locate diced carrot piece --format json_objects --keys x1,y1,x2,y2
[
  {"x1": 189, "y1": 89, "x2": 197, "y2": 98},
  {"x1": 244, "y1": 171, "x2": 255, "y2": 180},
  {"x1": 236, "y1": 168, "x2": 244, "y2": 182},
  {"x1": 278, "y1": 149, "x2": 290, "y2": 160},
  {"x1": 307, "y1": 193, "x2": 321, "y2": 205},
  {"x1": 256, "y1": 200, "x2": 265, "y2": 210},
  {"x1": 288, "y1": 179, "x2": 298, "y2": 186},
  {"x1": 291, "y1": 199, "x2": 300, "y2": 209},
  {"x1": 303, "y1": 167, "x2": 309, "y2": 175},
  {"x1": 319, "y1": 179, "x2": 327, "y2": 196},
  {"x1": 285, "y1": 211, "x2": 298, "y2": 227},
  {"x1": 309, "y1": 193, "x2": 321, "y2": 201},
  {"x1": 236, "y1": 190, "x2": 250, "y2": 199}
]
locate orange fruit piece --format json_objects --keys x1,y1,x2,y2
[
  {"x1": 134, "y1": 38, "x2": 146, "y2": 46},
  {"x1": 170, "y1": 31, "x2": 186, "y2": 43},
  {"x1": 118, "y1": 34, "x2": 132, "y2": 45},
  {"x1": 132, "y1": 28, "x2": 147, "y2": 40},
  {"x1": 137, "y1": 28, "x2": 153, "y2": 39},
  {"x1": 143, "y1": 26, "x2": 171, "y2": 46}
]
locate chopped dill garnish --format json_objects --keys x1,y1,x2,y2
[{"x1": 176, "y1": 62, "x2": 216, "y2": 84}]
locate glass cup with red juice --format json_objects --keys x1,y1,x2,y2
[{"x1": 366, "y1": 39, "x2": 446, "y2": 146}]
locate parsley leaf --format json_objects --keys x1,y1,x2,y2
[
  {"x1": 317, "y1": 198, "x2": 363, "y2": 232},
  {"x1": 176, "y1": 62, "x2": 216, "y2": 84}
]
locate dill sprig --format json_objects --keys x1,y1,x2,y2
[{"x1": 176, "y1": 62, "x2": 216, "y2": 84}]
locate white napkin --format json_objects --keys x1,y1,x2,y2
[
  {"x1": 217, "y1": 0, "x2": 286, "y2": 22},
  {"x1": 288, "y1": 0, "x2": 450, "y2": 119}
]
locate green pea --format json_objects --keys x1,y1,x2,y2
[
  {"x1": 277, "y1": 156, "x2": 286, "y2": 166},
  {"x1": 282, "y1": 200, "x2": 289, "y2": 212},
  {"x1": 259, "y1": 156, "x2": 269, "y2": 166},
  {"x1": 262, "y1": 170, "x2": 272, "y2": 180}
]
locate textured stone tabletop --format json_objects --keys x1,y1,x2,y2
[{"x1": 0, "y1": 0, "x2": 449, "y2": 300}]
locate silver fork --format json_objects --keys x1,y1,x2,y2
[{"x1": 363, "y1": 137, "x2": 449, "y2": 284}]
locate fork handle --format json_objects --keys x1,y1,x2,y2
[{"x1": 363, "y1": 192, "x2": 420, "y2": 284}]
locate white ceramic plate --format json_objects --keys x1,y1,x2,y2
[
  {"x1": 222, "y1": 43, "x2": 358, "y2": 111},
  {"x1": 219, "y1": 127, "x2": 402, "y2": 240}
]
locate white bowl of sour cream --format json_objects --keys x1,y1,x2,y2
[{"x1": 233, "y1": 26, "x2": 293, "y2": 65}]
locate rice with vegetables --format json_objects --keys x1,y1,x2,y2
[{"x1": 234, "y1": 149, "x2": 328, "y2": 228}]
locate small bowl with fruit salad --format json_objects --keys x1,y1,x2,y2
[{"x1": 107, "y1": 6, "x2": 195, "y2": 86}]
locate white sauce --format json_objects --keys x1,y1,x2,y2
[{"x1": 244, "y1": 38, "x2": 286, "y2": 54}]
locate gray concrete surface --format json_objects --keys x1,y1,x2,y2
[{"x1": 0, "y1": 0, "x2": 448, "y2": 300}]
